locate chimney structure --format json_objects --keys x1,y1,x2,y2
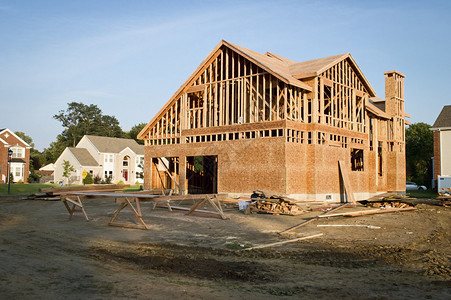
[{"x1": 384, "y1": 70, "x2": 406, "y2": 191}]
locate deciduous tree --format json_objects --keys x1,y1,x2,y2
[{"x1": 405, "y1": 122, "x2": 433, "y2": 187}]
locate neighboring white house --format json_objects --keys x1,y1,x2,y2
[
  {"x1": 54, "y1": 135, "x2": 145, "y2": 185},
  {"x1": 431, "y1": 105, "x2": 451, "y2": 187}
]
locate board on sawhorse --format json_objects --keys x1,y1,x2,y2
[
  {"x1": 185, "y1": 194, "x2": 227, "y2": 220},
  {"x1": 61, "y1": 196, "x2": 89, "y2": 221},
  {"x1": 109, "y1": 197, "x2": 150, "y2": 230}
]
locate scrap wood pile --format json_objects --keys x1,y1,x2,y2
[
  {"x1": 22, "y1": 184, "x2": 131, "y2": 201},
  {"x1": 360, "y1": 194, "x2": 416, "y2": 209},
  {"x1": 246, "y1": 191, "x2": 303, "y2": 215},
  {"x1": 437, "y1": 188, "x2": 451, "y2": 206}
]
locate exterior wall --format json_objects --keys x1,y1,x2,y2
[
  {"x1": 54, "y1": 149, "x2": 83, "y2": 184},
  {"x1": 54, "y1": 149, "x2": 102, "y2": 185},
  {"x1": 440, "y1": 130, "x2": 451, "y2": 176},
  {"x1": 144, "y1": 136, "x2": 287, "y2": 194},
  {"x1": 433, "y1": 131, "x2": 441, "y2": 180},
  {"x1": 0, "y1": 145, "x2": 9, "y2": 183},
  {"x1": 115, "y1": 148, "x2": 142, "y2": 184}
]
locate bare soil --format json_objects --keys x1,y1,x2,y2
[{"x1": 0, "y1": 196, "x2": 450, "y2": 299}]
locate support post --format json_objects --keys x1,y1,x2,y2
[{"x1": 179, "y1": 156, "x2": 187, "y2": 195}]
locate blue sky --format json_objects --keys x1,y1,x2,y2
[{"x1": 1, "y1": 0, "x2": 450, "y2": 150}]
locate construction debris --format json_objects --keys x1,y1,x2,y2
[
  {"x1": 245, "y1": 191, "x2": 303, "y2": 215},
  {"x1": 317, "y1": 224, "x2": 381, "y2": 229},
  {"x1": 359, "y1": 194, "x2": 415, "y2": 209},
  {"x1": 437, "y1": 188, "x2": 451, "y2": 206},
  {"x1": 242, "y1": 233, "x2": 323, "y2": 251},
  {"x1": 279, "y1": 203, "x2": 351, "y2": 234},
  {"x1": 317, "y1": 207, "x2": 416, "y2": 218}
]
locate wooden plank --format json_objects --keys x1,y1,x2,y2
[
  {"x1": 186, "y1": 84, "x2": 205, "y2": 93},
  {"x1": 279, "y1": 203, "x2": 349, "y2": 234},
  {"x1": 318, "y1": 207, "x2": 416, "y2": 218},
  {"x1": 338, "y1": 160, "x2": 356, "y2": 203},
  {"x1": 243, "y1": 233, "x2": 323, "y2": 250}
]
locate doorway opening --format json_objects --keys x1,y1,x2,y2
[
  {"x1": 151, "y1": 157, "x2": 179, "y2": 192},
  {"x1": 186, "y1": 156, "x2": 217, "y2": 194}
]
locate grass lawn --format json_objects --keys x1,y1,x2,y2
[
  {"x1": 123, "y1": 184, "x2": 143, "y2": 192},
  {"x1": 0, "y1": 183, "x2": 60, "y2": 195},
  {"x1": 406, "y1": 189, "x2": 438, "y2": 199}
]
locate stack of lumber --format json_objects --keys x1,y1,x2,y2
[
  {"x1": 366, "y1": 201, "x2": 414, "y2": 209},
  {"x1": 360, "y1": 194, "x2": 415, "y2": 209},
  {"x1": 247, "y1": 198, "x2": 303, "y2": 215},
  {"x1": 23, "y1": 184, "x2": 130, "y2": 201},
  {"x1": 437, "y1": 189, "x2": 451, "y2": 206}
]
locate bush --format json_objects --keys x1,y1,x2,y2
[
  {"x1": 105, "y1": 175, "x2": 112, "y2": 184},
  {"x1": 16, "y1": 179, "x2": 24, "y2": 184},
  {"x1": 93, "y1": 175, "x2": 102, "y2": 184},
  {"x1": 117, "y1": 180, "x2": 124, "y2": 185},
  {"x1": 9, "y1": 173, "x2": 14, "y2": 183},
  {"x1": 83, "y1": 173, "x2": 93, "y2": 185}
]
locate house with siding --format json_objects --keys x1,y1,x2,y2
[
  {"x1": 138, "y1": 40, "x2": 408, "y2": 201},
  {"x1": 0, "y1": 128, "x2": 31, "y2": 183},
  {"x1": 54, "y1": 135, "x2": 144, "y2": 185},
  {"x1": 431, "y1": 105, "x2": 451, "y2": 187}
]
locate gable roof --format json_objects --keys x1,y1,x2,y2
[
  {"x1": 289, "y1": 53, "x2": 376, "y2": 97},
  {"x1": 83, "y1": 135, "x2": 144, "y2": 155},
  {"x1": 138, "y1": 41, "x2": 379, "y2": 139},
  {"x1": 224, "y1": 41, "x2": 312, "y2": 91},
  {"x1": 68, "y1": 148, "x2": 99, "y2": 166},
  {"x1": 0, "y1": 128, "x2": 31, "y2": 148},
  {"x1": 432, "y1": 105, "x2": 451, "y2": 129}
]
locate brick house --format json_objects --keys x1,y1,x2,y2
[
  {"x1": 0, "y1": 128, "x2": 31, "y2": 183},
  {"x1": 138, "y1": 41, "x2": 408, "y2": 201},
  {"x1": 431, "y1": 105, "x2": 451, "y2": 186}
]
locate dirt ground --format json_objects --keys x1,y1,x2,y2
[{"x1": 0, "y1": 195, "x2": 450, "y2": 299}]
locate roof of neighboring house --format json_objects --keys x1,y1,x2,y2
[
  {"x1": 0, "y1": 128, "x2": 31, "y2": 147},
  {"x1": 432, "y1": 105, "x2": 451, "y2": 129},
  {"x1": 39, "y1": 163, "x2": 55, "y2": 171},
  {"x1": 84, "y1": 135, "x2": 144, "y2": 155},
  {"x1": 68, "y1": 148, "x2": 99, "y2": 166}
]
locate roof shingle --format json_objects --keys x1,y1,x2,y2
[
  {"x1": 432, "y1": 105, "x2": 451, "y2": 128},
  {"x1": 68, "y1": 148, "x2": 99, "y2": 166},
  {"x1": 84, "y1": 135, "x2": 144, "y2": 155}
]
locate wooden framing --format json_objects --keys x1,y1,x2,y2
[{"x1": 139, "y1": 41, "x2": 407, "y2": 200}]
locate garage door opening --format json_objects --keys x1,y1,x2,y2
[{"x1": 186, "y1": 156, "x2": 217, "y2": 194}]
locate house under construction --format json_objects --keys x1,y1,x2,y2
[{"x1": 138, "y1": 40, "x2": 408, "y2": 201}]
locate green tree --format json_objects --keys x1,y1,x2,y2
[
  {"x1": 14, "y1": 131, "x2": 34, "y2": 148},
  {"x1": 405, "y1": 122, "x2": 433, "y2": 187},
  {"x1": 15, "y1": 131, "x2": 46, "y2": 174},
  {"x1": 83, "y1": 172, "x2": 93, "y2": 185},
  {"x1": 44, "y1": 102, "x2": 126, "y2": 162},
  {"x1": 62, "y1": 160, "x2": 75, "y2": 185},
  {"x1": 54, "y1": 102, "x2": 124, "y2": 147},
  {"x1": 127, "y1": 122, "x2": 147, "y2": 145}
]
